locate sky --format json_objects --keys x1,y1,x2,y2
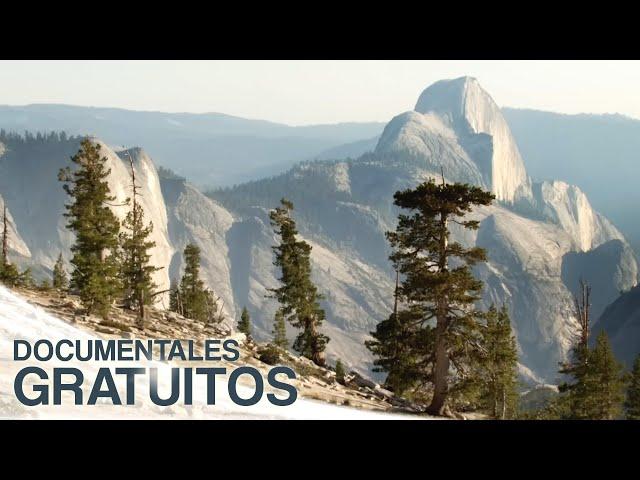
[{"x1": 1, "y1": 60, "x2": 639, "y2": 125}]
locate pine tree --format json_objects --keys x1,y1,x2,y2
[
  {"x1": 238, "y1": 306, "x2": 251, "y2": 337},
  {"x1": 558, "y1": 280, "x2": 594, "y2": 419},
  {"x1": 119, "y1": 153, "x2": 160, "y2": 324},
  {"x1": 0, "y1": 263, "x2": 19, "y2": 286},
  {"x1": 367, "y1": 268, "x2": 423, "y2": 395},
  {"x1": 625, "y1": 355, "x2": 640, "y2": 420},
  {"x1": 269, "y1": 198, "x2": 329, "y2": 366},
  {"x1": 335, "y1": 359, "x2": 346, "y2": 385},
  {"x1": 172, "y1": 244, "x2": 211, "y2": 322},
  {"x1": 366, "y1": 307, "x2": 423, "y2": 395},
  {"x1": 586, "y1": 331, "x2": 626, "y2": 419},
  {"x1": 17, "y1": 268, "x2": 34, "y2": 288},
  {"x1": 52, "y1": 253, "x2": 68, "y2": 290},
  {"x1": 370, "y1": 178, "x2": 494, "y2": 415},
  {"x1": 58, "y1": 139, "x2": 121, "y2": 318},
  {"x1": 480, "y1": 305, "x2": 519, "y2": 419},
  {"x1": 272, "y1": 309, "x2": 288, "y2": 349}
]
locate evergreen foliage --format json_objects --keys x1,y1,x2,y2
[
  {"x1": 238, "y1": 306, "x2": 251, "y2": 337},
  {"x1": 625, "y1": 355, "x2": 640, "y2": 420},
  {"x1": 585, "y1": 331, "x2": 626, "y2": 419},
  {"x1": 52, "y1": 253, "x2": 68, "y2": 290},
  {"x1": 479, "y1": 305, "x2": 519, "y2": 419},
  {"x1": 272, "y1": 309, "x2": 288, "y2": 349},
  {"x1": 119, "y1": 154, "x2": 160, "y2": 323},
  {"x1": 170, "y1": 244, "x2": 222, "y2": 323},
  {"x1": 58, "y1": 139, "x2": 122, "y2": 318},
  {"x1": 269, "y1": 198, "x2": 329, "y2": 366},
  {"x1": 367, "y1": 178, "x2": 494, "y2": 415}
]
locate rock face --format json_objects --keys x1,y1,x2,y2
[
  {"x1": 593, "y1": 285, "x2": 640, "y2": 368},
  {"x1": 0, "y1": 194, "x2": 31, "y2": 260},
  {"x1": 100, "y1": 142, "x2": 174, "y2": 305},
  {"x1": 208, "y1": 77, "x2": 638, "y2": 383},
  {"x1": 160, "y1": 176, "x2": 235, "y2": 320},
  {"x1": 1, "y1": 78, "x2": 637, "y2": 385},
  {"x1": 0, "y1": 136, "x2": 227, "y2": 310},
  {"x1": 412, "y1": 77, "x2": 532, "y2": 203}
]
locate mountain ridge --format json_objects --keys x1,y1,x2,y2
[{"x1": 1, "y1": 78, "x2": 637, "y2": 384}]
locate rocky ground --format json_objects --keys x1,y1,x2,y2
[{"x1": 13, "y1": 287, "x2": 442, "y2": 418}]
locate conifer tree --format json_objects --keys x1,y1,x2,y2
[
  {"x1": 119, "y1": 153, "x2": 160, "y2": 324},
  {"x1": 238, "y1": 306, "x2": 251, "y2": 337},
  {"x1": 59, "y1": 139, "x2": 121, "y2": 318},
  {"x1": 272, "y1": 309, "x2": 288, "y2": 349},
  {"x1": 586, "y1": 331, "x2": 626, "y2": 419},
  {"x1": 17, "y1": 268, "x2": 34, "y2": 288},
  {"x1": 335, "y1": 359, "x2": 346, "y2": 385},
  {"x1": 558, "y1": 280, "x2": 594, "y2": 419},
  {"x1": 52, "y1": 253, "x2": 68, "y2": 290},
  {"x1": 269, "y1": 198, "x2": 329, "y2": 366},
  {"x1": 480, "y1": 305, "x2": 519, "y2": 419},
  {"x1": 173, "y1": 244, "x2": 211, "y2": 322},
  {"x1": 367, "y1": 307, "x2": 423, "y2": 395},
  {"x1": 625, "y1": 355, "x2": 640, "y2": 420},
  {"x1": 370, "y1": 178, "x2": 494, "y2": 415},
  {"x1": 0, "y1": 263, "x2": 19, "y2": 287},
  {"x1": 367, "y1": 268, "x2": 423, "y2": 395}
]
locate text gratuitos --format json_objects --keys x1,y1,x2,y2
[{"x1": 12, "y1": 338, "x2": 297, "y2": 407}]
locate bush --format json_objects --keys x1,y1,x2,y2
[
  {"x1": 258, "y1": 344, "x2": 281, "y2": 365},
  {"x1": 0, "y1": 263, "x2": 20, "y2": 287}
]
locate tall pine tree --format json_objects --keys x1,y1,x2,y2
[
  {"x1": 480, "y1": 305, "x2": 519, "y2": 419},
  {"x1": 558, "y1": 280, "x2": 595, "y2": 419},
  {"x1": 269, "y1": 198, "x2": 329, "y2": 366},
  {"x1": 59, "y1": 139, "x2": 121, "y2": 318},
  {"x1": 370, "y1": 178, "x2": 494, "y2": 415},
  {"x1": 119, "y1": 153, "x2": 160, "y2": 324},
  {"x1": 559, "y1": 282, "x2": 626, "y2": 419},
  {"x1": 586, "y1": 331, "x2": 626, "y2": 419},
  {"x1": 625, "y1": 355, "x2": 640, "y2": 420},
  {"x1": 171, "y1": 244, "x2": 217, "y2": 322}
]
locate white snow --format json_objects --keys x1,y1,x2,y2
[{"x1": 0, "y1": 286, "x2": 415, "y2": 420}]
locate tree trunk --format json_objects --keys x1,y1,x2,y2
[
  {"x1": 427, "y1": 210, "x2": 450, "y2": 416},
  {"x1": 427, "y1": 312, "x2": 449, "y2": 416},
  {"x1": 309, "y1": 318, "x2": 325, "y2": 367}
]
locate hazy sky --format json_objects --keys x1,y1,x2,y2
[{"x1": 1, "y1": 60, "x2": 639, "y2": 125}]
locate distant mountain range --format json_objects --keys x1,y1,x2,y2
[
  {"x1": 1, "y1": 79, "x2": 639, "y2": 383},
  {"x1": 0, "y1": 104, "x2": 385, "y2": 188}
]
